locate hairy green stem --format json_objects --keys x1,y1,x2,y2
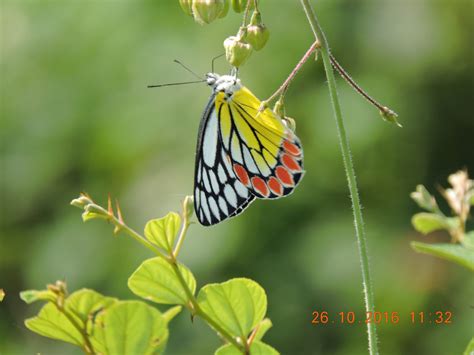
[
  {"x1": 329, "y1": 54, "x2": 397, "y2": 118},
  {"x1": 299, "y1": 1, "x2": 379, "y2": 354}
]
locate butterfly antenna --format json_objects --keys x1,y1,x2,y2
[
  {"x1": 211, "y1": 53, "x2": 225, "y2": 73},
  {"x1": 147, "y1": 80, "x2": 205, "y2": 88},
  {"x1": 173, "y1": 59, "x2": 203, "y2": 80}
]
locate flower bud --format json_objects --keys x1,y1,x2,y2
[
  {"x1": 231, "y1": 0, "x2": 254, "y2": 13},
  {"x1": 192, "y1": 0, "x2": 226, "y2": 25},
  {"x1": 219, "y1": 0, "x2": 229, "y2": 18},
  {"x1": 179, "y1": 0, "x2": 193, "y2": 16},
  {"x1": 182, "y1": 195, "x2": 195, "y2": 220},
  {"x1": 224, "y1": 36, "x2": 252, "y2": 67},
  {"x1": 246, "y1": 11, "x2": 269, "y2": 51},
  {"x1": 410, "y1": 184, "x2": 438, "y2": 212},
  {"x1": 380, "y1": 107, "x2": 402, "y2": 127},
  {"x1": 70, "y1": 193, "x2": 93, "y2": 209},
  {"x1": 82, "y1": 204, "x2": 110, "y2": 222}
]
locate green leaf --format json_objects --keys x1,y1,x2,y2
[
  {"x1": 464, "y1": 336, "x2": 474, "y2": 355},
  {"x1": 197, "y1": 278, "x2": 267, "y2": 339},
  {"x1": 25, "y1": 303, "x2": 84, "y2": 347},
  {"x1": 162, "y1": 305, "x2": 182, "y2": 323},
  {"x1": 462, "y1": 231, "x2": 474, "y2": 251},
  {"x1": 23, "y1": 289, "x2": 118, "y2": 349},
  {"x1": 410, "y1": 185, "x2": 438, "y2": 212},
  {"x1": 128, "y1": 257, "x2": 196, "y2": 305},
  {"x1": 145, "y1": 212, "x2": 181, "y2": 253},
  {"x1": 470, "y1": 193, "x2": 474, "y2": 206},
  {"x1": 65, "y1": 289, "x2": 117, "y2": 330},
  {"x1": 20, "y1": 289, "x2": 57, "y2": 304},
  {"x1": 411, "y1": 241, "x2": 474, "y2": 271},
  {"x1": 411, "y1": 213, "x2": 458, "y2": 235},
  {"x1": 91, "y1": 301, "x2": 168, "y2": 355},
  {"x1": 215, "y1": 341, "x2": 279, "y2": 355},
  {"x1": 253, "y1": 318, "x2": 273, "y2": 341}
]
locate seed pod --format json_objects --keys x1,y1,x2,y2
[
  {"x1": 231, "y1": 0, "x2": 255, "y2": 13},
  {"x1": 224, "y1": 35, "x2": 252, "y2": 67},
  {"x1": 380, "y1": 107, "x2": 402, "y2": 127},
  {"x1": 246, "y1": 11, "x2": 269, "y2": 50},
  {"x1": 219, "y1": 0, "x2": 230, "y2": 18},
  {"x1": 179, "y1": 0, "x2": 193, "y2": 16},
  {"x1": 192, "y1": 0, "x2": 226, "y2": 25}
]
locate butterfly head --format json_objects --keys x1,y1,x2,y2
[{"x1": 206, "y1": 73, "x2": 242, "y2": 99}]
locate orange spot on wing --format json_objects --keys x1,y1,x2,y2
[
  {"x1": 282, "y1": 154, "x2": 301, "y2": 172},
  {"x1": 251, "y1": 176, "x2": 270, "y2": 197},
  {"x1": 283, "y1": 140, "x2": 301, "y2": 156},
  {"x1": 268, "y1": 177, "x2": 283, "y2": 196},
  {"x1": 276, "y1": 166, "x2": 294, "y2": 187},
  {"x1": 233, "y1": 164, "x2": 250, "y2": 187}
]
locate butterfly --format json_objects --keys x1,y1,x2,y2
[{"x1": 194, "y1": 72, "x2": 304, "y2": 226}]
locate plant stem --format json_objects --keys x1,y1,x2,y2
[
  {"x1": 109, "y1": 210, "x2": 245, "y2": 352},
  {"x1": 168, "y1": 242, "x2": 245, "y2": 351},
  {"x1": 55, "y1": 304, "x2": 95, "y2": 354},
  {"x1": 90, "y1": 203, "x2": 164, "y2": 256},
  {"x1": 329, "y1": 54, "x2": 397, "y2": 117},
  {"x1": 262, "y1": 40, "x2": 320, "y2": 107},
  {"x1": 242, "y1": 0, "x2": 254, "y2": 27},
  {"x1": 299, "y1": 1, "x2": 379, "y2": 354},
  {"x1": 194, "y1": 303, "x2": 246, "y2": 352},
  {"x1": 169, "y1": 253, "x2": 247, "y2": 351},
  {"x1": 173, "y1": 218, "x2": 190, "y2": 258},
  {"x1": 76, "y1": 197, "x2": 246, "y2": 352}
]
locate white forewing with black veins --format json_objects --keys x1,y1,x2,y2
[
  {"x1": 193, "y1": 73, "x2": 304, "y2": 226},
  {"x1": 194, "y1": 94, "x2": 255, "y2": 226}
]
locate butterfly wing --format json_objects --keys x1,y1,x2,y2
[
  {"x1": 194, "y1": 95, "x2": 255, "y2": 226},
  {"x1": 215, "y1": 87, "x2": 304, "y2": 199}
]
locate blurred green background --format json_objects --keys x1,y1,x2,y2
[{"x1": 1, "y1": 0, "x2": 473, "y2": 354}]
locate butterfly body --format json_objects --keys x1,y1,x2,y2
[{"x1": 194, "y1": 73, "x2": 304, "y2": 226}]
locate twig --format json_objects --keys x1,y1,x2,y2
[
  {"x1": 329, "y1": 53, "x2": 397, "y2": 117},
  {"x1": 262, "y1": 40, "x2": 320, "y2": 109},
  {"x1": 299, "y1": 1, "x2": 379, "y2": 354}
]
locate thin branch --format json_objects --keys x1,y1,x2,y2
[
  {"x1": 299, "y1": 1, "x2": 379, "y2": 354},
  {"x1": 329, "y1": 54, "x2": 397, "y2": 117},
  {"x1": 173, "y1": 215, "x2": 191, "y2": 258},
  {"x1": 242, "y1": 0, "x2": 254, "y2": 27},
  {"x1": 262, "y1": 40, "x2": 320, "y2": 108}
]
